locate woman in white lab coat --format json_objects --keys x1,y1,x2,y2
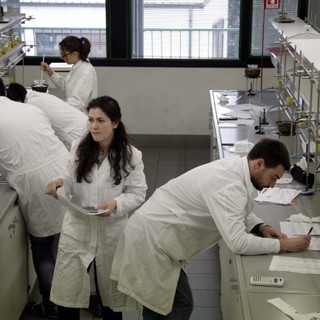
[
  {"x1": 41, "y1": 36, "x2": 98, "y2": 113},
  {"x1": 46, "y1": 96, "x2": 147, "y2": 320}
]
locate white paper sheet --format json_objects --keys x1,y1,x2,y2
[
  {"x1": 254, "y1": 187, "x2": 301, "y2": 205},
  {"x1": 269, "y1": 256, "x2": 320, "y2": 274},
  {"x1": 56, "y1": 188, "x2": 109, "y2": 215},
  {"x1": 268, "y1": 298, "x2": 320, "y2": 320},
  {"x1": 236, "y1": 119, "x2": 256, "y2": 126},
  {"x1": 279, "y1": 222, "x2": 320, "y2": 250},
  {"x1": 222, "y1": 103, "x2": 266, "y2": 112},
  {"x1": 222, "y1": 110, "x2": 252, "y2": 119},
  {"x1": 280, "y1": 221, "x2": 320, "y2": 235}
]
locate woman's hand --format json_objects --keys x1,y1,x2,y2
[
  {"x1": 96, "y1": 199, "x2": 117, "y2": 217},
  {"x1": 46, "y1": 178, "x2": 63, "y2": 199},
  {"x1": 41, "y1": 62, "x2": 54, "y2": 77}
]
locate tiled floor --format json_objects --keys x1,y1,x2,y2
[{"x1": 21, "y1": 143, "x2": 219, "y2": 320}]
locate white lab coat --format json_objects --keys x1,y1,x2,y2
[
  {"x1": 50, "y1": 140, "x2": 147, "y2": 310},
  {"x1": 0, "y1": 97, "x2": 69, "y2": 237},
  {"x1": 26, "y1": 91, "x2": 88, "y2": 150},
  {"x1": 110, "y1": 156, "x2": 281, "y2": 315},
  {"x1": 50, "y1": 59, "x2": 98, "y2": 113}
]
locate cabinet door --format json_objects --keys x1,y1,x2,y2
[
  {"x1": 219, "y1": 240, "x2": 244, "y2": 320},
  {"x1": 0, "y1": 205, "x2": 28, "y2": 320}
]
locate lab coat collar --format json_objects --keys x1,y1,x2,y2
[{"x1": 241, "y1": 156, "x2": 254, "y2": 197}]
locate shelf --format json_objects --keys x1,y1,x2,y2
[
  {"x1": 0, "y1": 14, "x2": 25, "y2": 34},
  {"x1": 0, "y1": 14, "x2": 26, "y2": 80},
  {"x1": 270, "y1": 15, "x2": 320, "y2": 192},
  {"x1": 0, "y1": 42, "x2": 25, "y2": 76}
]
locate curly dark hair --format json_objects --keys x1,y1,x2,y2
[{"x1": 75, "y1": 96, "x2": 134, "y2": 185}]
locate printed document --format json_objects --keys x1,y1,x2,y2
[
  {"x1": 269, "y1": 256, "x2": 320, "y2": 274},
  {"x1": 280, "y1": 221, "x2": 320, "y2": 235},
  {"x1": 254, "y1": 187, "x2": 301, "y2": 205},
  {"x1": 56, "y1": 187, "x2": 108, "y2": 215}
]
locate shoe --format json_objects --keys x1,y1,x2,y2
[
  {"x1": 25, "y1": 301, "x2": 58, "y2": 320},
  {"x1": 86, "y1": 294, "x2": 103, "y2": 318}
]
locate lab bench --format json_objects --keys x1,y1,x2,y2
[
  {"x1": 0, "y1": 182, "x2": 34, "y2": 320},
  {"x1": 210, "y1": 89, "x2": 320, "y2": 320}
]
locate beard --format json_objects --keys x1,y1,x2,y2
[{"x1": 251, "y1": 174, "x2": 264, "y2": 191}]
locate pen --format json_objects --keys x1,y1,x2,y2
[{"x1": 307, "y1": 227, "x2": 313, "y2": 236}]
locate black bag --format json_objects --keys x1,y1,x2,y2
[{"x1": 290, "y1": 164, "x2": 315, "y2": 188}]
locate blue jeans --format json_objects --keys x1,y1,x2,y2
[
  {"x1": 29, "y1": 233, "x2": 59, "y2": 311},
  {"x1": 142, "y1": 269, "x2": 193, "y2": 320}
]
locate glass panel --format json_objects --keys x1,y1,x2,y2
[
  {"x1": 132, "y1": 0, "x2": 241, "y2": 60},
  {"x1": 308, "y1": 0, "x2": 320, "y2": 30},
  {"x1": 14, "y1": 0, "x2": 106, "y2": 58},
  {"x1": 251, "y1": 0, "x2": 298, "y2": 56}
]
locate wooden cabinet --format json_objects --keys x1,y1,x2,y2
[{"x1": 0, "y1": 204, "x2": 28, "y2": 320}]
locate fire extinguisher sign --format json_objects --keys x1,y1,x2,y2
[{"x1": 265, "y1": 0, "x2": 280, "y2": 9}]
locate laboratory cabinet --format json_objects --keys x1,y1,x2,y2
[
  {"x1": 0, "y1": 203, "x2": 28, "y2": 320},
  {"x1": 219, "y1": 239, "x2": 244, "y2": 320}
]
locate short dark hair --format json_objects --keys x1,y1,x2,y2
[
  {"x1": 6, "y1": 83, "x2": 27, "y2": 102},
  {"x1": 247, "y1": 138, "x2": 291, "y2": 171},
  {"x1": 0, "y1": 78, "x2": 5, "y2": 96}
]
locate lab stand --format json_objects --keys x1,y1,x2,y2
[{"x1": 270, "y1": 15, "x2": 320, "y2": 194}]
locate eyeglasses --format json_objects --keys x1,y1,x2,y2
[{"x1": 60, "y1": 52, "x2": 73, "y2": 59}]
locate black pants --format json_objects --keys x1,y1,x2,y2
[
  {"x1": 58, "y1": 260, "x2": 122, "y2": 320},
  {"x1": 29, "y1": 233, "x2": 58, "y2": 312},
  {"x1": 142, "y1": 269, "x2": 193, "y2": 320},
  {"x1": 58, "y1": 305, "x2": 122, "y2": 320}
]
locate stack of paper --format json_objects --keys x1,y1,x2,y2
[
  {"x1": 280, "y1": 221, "x2": 320, "y2": 235},
  {"x1": 254, "y1": 187, "x2": 301, "y2": 205}
]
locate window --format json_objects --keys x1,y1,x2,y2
[
  {"x1": 308, "y1": 0, "x2": 320, "y2": 30},
  {"x1": 15, "y1": 0, "x2": 106, "y2": 58},
  {"x1": 131, "y1": 0, "x2": 241, "y2": 60},
  {"x1": 1, "y1": 0, "x2": 308, "y2": 65}
]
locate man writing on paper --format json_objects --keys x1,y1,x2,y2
[{"x1": 110, "y1": 138, "x2": 311, "y2": 320}]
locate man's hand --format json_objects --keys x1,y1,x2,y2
[
  {"x1": 261, "y1": 225, "x2": 287, "y2": 239},
  {"x1": 279, "y1": 236, "x2": 311, "y2": 253}
]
